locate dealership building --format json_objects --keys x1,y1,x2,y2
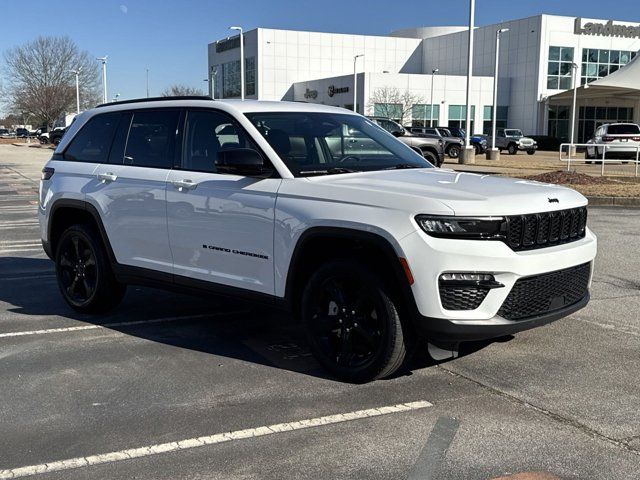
[{"x1": 208, "y1": 14, "x2": 640, "y2": 141}]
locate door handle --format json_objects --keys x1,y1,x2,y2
[
  {"x1": 172, "y1": 179, "x2": 198, "y2": 191},
  {"x1": 97, "y1": 172, "x2": 117, "y2": 183}
]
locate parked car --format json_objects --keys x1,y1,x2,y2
[
  {"x1": 0, "y1": 128, "x2": 15, "y2": 138},
  {"x1": 15, "y1": 128, "x2": 29, "y2": 138},
  {"x1": 585, "y1": 123, "x2": 640, "y2": 161},
  {"x1": 437, "y1": 126, "x2": 488, "y2": 155},
  {"x1": 367, "y1": 116, "x2": 445, "y2": 166},
  {"x1": 48, "y1": 127, "x2": 67, "y2": 145},
  {"x1": 408, "y1": 126, "x2": 463, "y2": 159},
  {"x1": 40, "y1": 98, "x2": 596, "y2": 382},
  {"x1": 492, "y1": 128, "x2": 537, "y2": 155}
]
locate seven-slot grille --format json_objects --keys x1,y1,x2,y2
[
  {"x1": 505, "y1": 207, "x2": 587, "y2": 251},
  {"x1": 497, "y1": 263, "x2": 591, "y2": 321}
]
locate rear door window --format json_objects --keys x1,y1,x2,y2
[
  {"x1": 64, "y1": 113, "x2": 120, "y2": 162},
  {"x1": 123, "y1": 110, "x2": 180, "y2": 168}
]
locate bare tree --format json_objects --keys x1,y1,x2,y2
[
  {"x1": 2, "y1": 36, "x2": 101, "y2": 128},
  {"x1": 368, "y1": 86, "x2": 425, "y2": 125},
  {"x1": 160, "y1": 84, "x2": 205, "y2": 97}
]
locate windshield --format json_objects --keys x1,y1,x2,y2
[
  {"x1": 608, "y1": 124, "x2": 640, "y2": 135},
  {"x1": 245, "y1": 112, "x2": 433, "y2": 176},
  {"x1": 505, "y1": 129, "x2": 523, "y2": 137}
]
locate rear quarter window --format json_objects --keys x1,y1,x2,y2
[{"x1": 63, "y1": 113, "x2": 120, "y2": 162}]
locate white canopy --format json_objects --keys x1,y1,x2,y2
[{"x1": 548, "y1": 52, "x2": 640, "y2": 103}]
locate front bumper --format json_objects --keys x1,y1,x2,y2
[
  {"x1": 518, "y1": 143, "x2": 538, "y2": 151},
  {"x1": 416, "y1": 292, "x2": 589, "y2": 342},
  {"x1": 397, "y1": 225, "x2": 597, "y2": 341}
]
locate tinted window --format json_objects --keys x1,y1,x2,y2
[
  {"x1": 123, "y1": 110, "x2": 179, "y2": 168},
  {"x1": 182, "y1": 110, "x2": 257, "y2": 173},
  {"x1": 64, "y1": 113, "x2": 120, "y2": 162},
  {"x1": 607, "y1": 124, "x2": 640, "y2": 135}
]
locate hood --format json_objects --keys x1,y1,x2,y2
[{"x1": 306, "y1": 168, "x2": 586, "y2": 216}]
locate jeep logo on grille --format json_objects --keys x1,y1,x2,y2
[{"x1": 548, "y1": 198, "x2": 559, "y2": 203}]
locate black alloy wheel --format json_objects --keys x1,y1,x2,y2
[
  {"x1": 58, "y1": 232, "x2": 98, "y2": 306},
  {"x1": 55, "y1": 224, "x2": 126, "y2": 313},
  {"x1": 302, "y1": 260, "x2": 409, "y2": 382}
]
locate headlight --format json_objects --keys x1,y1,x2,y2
[{"x1": 415, "y1": 215, "x2": 506, "y2": 239}]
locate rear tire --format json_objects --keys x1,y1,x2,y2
[
  {"x1": 301, "y1": 260, "x2": 410, "y2": 382},
  {"x1": 508, "y1": 143, "x2": 518, "y2": 155},
  {"x1": 422, "y1": 150, "x2": 440, "y2": 167},
  {"x1": 55, "y1": 224, "x2": 126, "y2": 313}
]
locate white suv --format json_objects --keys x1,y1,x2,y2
[
  {"x1": 585, "y1": 123, "x2": 640, "y2": 161},
  {"x1": 39, "y1": 98, "x2": 597, "y2": 382}
]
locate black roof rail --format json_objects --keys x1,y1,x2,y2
[{"x1": 95, "y1": 95, "x2": 213, "y2": 108}]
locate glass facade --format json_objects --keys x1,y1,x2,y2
[
  {"x1": 373, "y1": 103, "x2": 403, "y2": 123},
  {"x1": 548, "y1": 105, "x2": 571, "y2": 142},
  {"x1": 411, "y1": 104, "x2": 440, "y2": 127},
  {"x1": 222, "y1": 57, "x2": 256, "y2": 98},
  {"x1": 482, "y1": 106, "x2": 508, "y2": 135},
  {"x1": 448, "y1": 105, "x2": 475, "y2": 132},
  {"x1": 580, "y1": 49, "x2": 637, "y2": 85},
  {"x1": 578, "y1": 106, "x2": 634, "y2": 142},
  {"x1": 547, "y1": 46, "x2": 575, "y2": 90}
]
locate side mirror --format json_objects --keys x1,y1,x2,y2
[
  {"x1": 216, "y1": 148, "x2": 268, "y2": 176},
  {"x1": 392, "y1": 129, "x2": 404, "y2": 137}
]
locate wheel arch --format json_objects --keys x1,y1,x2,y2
[
  {"x1": 47, "y1": 199, "x2": 116, "y2": 263},
  {"x1": 284, "y1": 227, "x2": 418, "y2": 321}
]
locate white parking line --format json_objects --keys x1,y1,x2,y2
[
  {"x1": 0, "y1": 312, "x2": 246, "y2": 339},
  {"x1": 0, "y1": 400, "x2": 432, "y2": 479}
]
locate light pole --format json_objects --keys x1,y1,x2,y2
[
  {"x1": 230, "y1": 26, "x2": 244, "y2": 100},
  {"x1": 205, "y1": 67, "x2": 218, "y2": 99},
  {"x1": 96, "y1": 56, "x2": 108, "y2": 103},
  {"x1": 429, "y1": 68, "x2": 438, "y2": 127},
  {"x1": 353, "y1": 54, "x2": 364, "y2": 113},
  {"x1": 69, "y1": 67, "x2": 82, "y2": 114},
  {"x1": 460, "y1": 0, "x2": 476, "y2": 163},
  {"x1": 488, "y1": 28, "x2": 509, "y2": 160},
  {"x1": 146, "y1": 68, "x2": 149, "y2": 98},
  {"x1": 570, "y1": 62, "x2": 579, "y2": 148}
]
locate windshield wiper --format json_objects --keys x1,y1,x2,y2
[
  {"x1": 299, "y1": 167, "x2": 360, "y2": 176},
  {"x1": 384, "y1": 163, "x2": 421, "y2": 170}
]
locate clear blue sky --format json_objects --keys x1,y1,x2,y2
[{"x1": 1, "y1": 0, "x2": 639, "y2": 104}]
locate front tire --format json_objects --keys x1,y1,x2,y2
[
  {"x1": 447, "y1": 144, "x2": 461, "y2": 159},
  {"x1": 301, "y1": 260, "x2": 409, "y2": 382},
  {"x1": 526, "y1": 150, "x2": 535, "y2": 155},
  {"x1": 55, "y1": 224, "x2": 126, "y2": 313}
]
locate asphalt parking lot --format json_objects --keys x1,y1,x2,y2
[{"x1": 0, "y1": 145, "x2": 639, "y2": 479}]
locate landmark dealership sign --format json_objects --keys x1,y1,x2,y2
[{"x1": 574, "y1": 17, "x2": 640, "y2": 38}]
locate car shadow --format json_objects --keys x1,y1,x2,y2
[{"x1": 0, "y1": 256, "x2": 499, "y2": 382}]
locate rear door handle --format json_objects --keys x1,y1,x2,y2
[
  {"x1": 97, "y1": 172, "x2": 117, "y2": 183},
  {"x1": 172, "y1": 179, "x2": 198, "y2": 191}
]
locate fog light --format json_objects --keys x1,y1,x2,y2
[
  {"x1": 440, "y1": 273, "x2": 494, "y2": 282},
  {"x1": 439, "y1": 272, "x2": 504, "y2": 289}
]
